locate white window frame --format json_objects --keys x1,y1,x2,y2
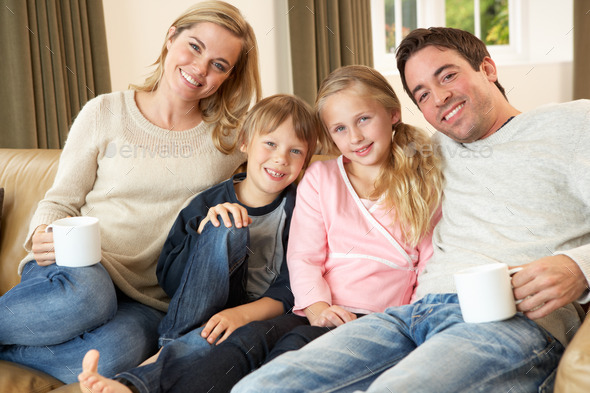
[{"x1": 371, "y1": 0, "x2": 526, "y2": 75}]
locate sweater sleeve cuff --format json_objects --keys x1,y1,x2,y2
[{"x1": 559, "y1": 244, "x2": 590, "y2": 304}]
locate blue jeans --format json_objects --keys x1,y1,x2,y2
[
  {"x1": 119, "y1": 314, "x2": 309, "y2": 393},
  {"x1": 157, "y1": 221, "x2": 249, "y2": 346},
  {"x1": 0, "y1": 261, "x2": 164, "y2": 383},
  {"x1": 233, "y1": 294, "x2": 564, "y2": 393}
]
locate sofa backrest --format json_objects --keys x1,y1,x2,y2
[
  {"x1": 0, "y1": 149, "x2": 60, "y2": 294},
  {"x1": 0, "y1": 149, "x2": 336, "y2": 295}
]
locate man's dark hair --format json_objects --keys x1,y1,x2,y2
[{"x1": 396, "y1": 27, "x2": 506, "y2": 105}]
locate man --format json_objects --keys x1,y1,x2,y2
[{"x1": 233, "y1": 27, "x2": 590, "y2": 393}]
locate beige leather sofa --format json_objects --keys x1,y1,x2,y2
[
  {"x1": 0, "y1": 148, "x2": 587, "y2": 392},
  {"x1": 0, "y1": 149, "x2": 80, "y2": 392}
]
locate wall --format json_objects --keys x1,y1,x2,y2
[
  {"x1": 102, "y1": 0, "x2": 292, "y2": 96},
  {"x1": 103, "y1": 0, "x2": 573, "y2": 135},
  {"x1": 384, "y1": 0, "x2": 574, "y2": 133}
]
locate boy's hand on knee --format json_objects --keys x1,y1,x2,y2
[
  {"x1": 201, "y1": 308, "x2": 248, "y2": 344},
  {"x1": 198, "y1": 203, "x2": 252, "y2": 234}
]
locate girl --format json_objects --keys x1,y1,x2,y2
[{"x1": 0, "y1": 1, "x2": 260, "y2": 383}]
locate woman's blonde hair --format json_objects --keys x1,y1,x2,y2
[
  {"x1": 131, "y1": 1, "x2": 262, "y2": 154},
  {"x1": 315, "y1": 65, "x2": 443, "y2": 246},
  {"x1": 237, "y1": 94, "x2": 319, "y2": 168}
]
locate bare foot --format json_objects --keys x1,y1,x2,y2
[
  {"x1": 78, "y1": 349, "x2": 133, "y2": 393},
  {"x1": 139, "y1": 347, "x2": 162, "y2": 366}
]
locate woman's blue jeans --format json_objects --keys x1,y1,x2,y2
[
  {"x1": 233, "y1": 294, "x2": 564, "y2": 393},
  {"x1": 0, "y1": 261, "x2": 164, "y2": 383}
]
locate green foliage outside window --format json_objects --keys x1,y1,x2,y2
[
  {"x1": 446, "y1": 0, "x2": 509, "y2": 45},
  {"x1": 384, "y1": 0, "x2": 509, "y2": 53},
  {"x1": 385, "y1": 0, "x2": 417, "y2": 52}
]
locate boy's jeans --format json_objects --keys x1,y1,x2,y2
[
  {"x1": 118, "y1": 314, "x2": 310, "y2": 393},
  {"x1": 234, "y1": 294, "x2": 563, "y2": 393},
  {"x1": 158, "y1": 221, "x2": 249, "y2": 345},
  {"x1": 0, "y1": 261, "x2": 164, "y2": 383}
]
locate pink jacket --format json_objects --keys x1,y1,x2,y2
[{"x1": 288, "y1": 156, "x2": 439, "y2": 316}]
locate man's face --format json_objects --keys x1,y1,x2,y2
[{"x1": 404, "y1": 46, "x2": 501, "y2": 143}]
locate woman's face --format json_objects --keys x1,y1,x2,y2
[{"x1": 161, "y1": 22, "x2": 242, "y2": 104}]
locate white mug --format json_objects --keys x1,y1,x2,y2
[
  {"x1": 454, "y1": 263, "x2": 522, "y2": 323},
  {"x1": 46, "y1": 216, "x2": 101, "y2": 267}
]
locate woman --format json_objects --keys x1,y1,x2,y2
[{"x1": 0, "y1": 1, "x2": 261, "y2": 383}]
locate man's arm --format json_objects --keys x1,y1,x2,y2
[{"x1": 512, "y1": 254, "x2": 589, "y2": 319}]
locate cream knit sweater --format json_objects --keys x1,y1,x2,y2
[{"x1": 19, "y1": 90, "x2": 246, "y2": 312}]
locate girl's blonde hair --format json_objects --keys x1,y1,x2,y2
[
  {"x1": 316, "y1": 65, "x2": 443, "y2": 246},
  {"x1": 237, "y1": 94, "x2": 319, "y2": 168},
  {"x1": 131, "y1": 1, "x2": 262, "y2": 154}
]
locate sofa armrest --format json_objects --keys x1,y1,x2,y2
[
  {"x1": 0, "y1": 148, "x2": 60, "y2": 294},
  {"x1": 555, "y1": 314, "x2": 590, "y2": 392}
]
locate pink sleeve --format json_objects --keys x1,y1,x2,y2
[
  {"x1": 415, "y1": 206, "x2": 442, "y2": 276},
  {"x1": 287, "y1": 163, "x2": 332, "y2": 316}
]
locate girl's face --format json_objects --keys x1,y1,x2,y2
[
  {"x1": 321, "y1": 88, "x2": 400, "y2": 171},
  {"x1": 162, "y1": 22, "x2": 242, "y2": 103}
]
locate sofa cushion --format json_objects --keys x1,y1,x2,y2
[{"x1": 0, "y1": 361, "x2": 64, "y2": 392}]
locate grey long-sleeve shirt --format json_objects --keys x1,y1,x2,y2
[{"x1": 416, "y1": 100, "x2": 590, "y2": 346}]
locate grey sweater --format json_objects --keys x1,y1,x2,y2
[{"x1": 415, "y1": 100, "x2": 590, "y2": 346}]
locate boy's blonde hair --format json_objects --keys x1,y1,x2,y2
[
  {"x1": 131, "y1": 1, "x2": 262, "y2": 154},
  {"x1": 316, "y1": 65, "x2": 443, "y2": 246},
  {"x1": 237, "y1": 94, "x2": 319, "y2": 168}
]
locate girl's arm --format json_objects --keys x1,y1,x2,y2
[
  {"x1": 287, "y1": 163, "x2": 334, "y2": 316},
  {"x1": 200, "y1": 297, "x2": 284, "y2": 344}
]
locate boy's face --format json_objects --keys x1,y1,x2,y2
[
  {"x1": 404, "y1": 46, "x2": 500, "y2": 143},
  {"x1": 238, "y1": 118, "x2": 308, "y2": 207}
]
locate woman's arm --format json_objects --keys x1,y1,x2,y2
[{"x1": 25, "y1": 97, "x2": 103, "y2": 261}]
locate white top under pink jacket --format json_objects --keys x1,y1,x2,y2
[{"x1": 288, "y1": 156, "x2": 439, "y2": 316}]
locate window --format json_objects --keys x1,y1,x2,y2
[
  {"x1": 446, "y1": 0, "x2": 510, "y2": 46},
  {"x1": 371, "y1": 0, "x2": 524, "y2": 74}
]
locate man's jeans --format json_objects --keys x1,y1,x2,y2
[
  {"x1": 234, "y1": 294, "x2": 564, "y2": 393},
  {"x1": 0, "y1": 261, "x2": 164, "y2": 383},
  {"x1": 157, "y1": 221, "x2": 250, "y2": 346}
]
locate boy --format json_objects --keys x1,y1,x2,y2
[{"x1": 79, "y1": 94, "x2": 319, "y2": 393}]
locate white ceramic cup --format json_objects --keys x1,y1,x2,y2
[
  {"x1": 454, "y1": 263, "x2": 523, "y2": 323},
  {"x1": 45, "y1": 216, "x2": 101, "y2": 267}
]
